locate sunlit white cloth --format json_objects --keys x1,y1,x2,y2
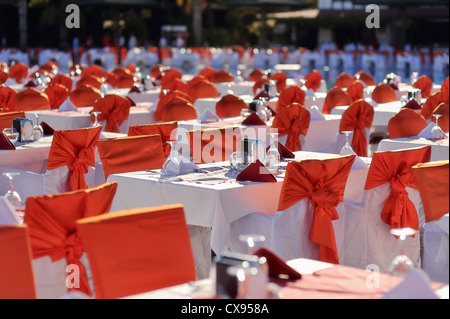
[
  {"x1": 423, "y1": 214, "x2": 449, "y2": 284},
  {"x1": 25, "y1": 106, "x2": 156, "y2": 133},
  {"x1": 376, "y1": 136, "x2": 449, "y2": 162}
]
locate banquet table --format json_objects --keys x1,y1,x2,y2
[
  {"x1": 106, "y1": 151, "x2": 370, "y2": 278},
  {"x1": 25, "y1": 105, "x2": 156, "y2": 133},
  {"x1": 376, "y1": 136, "x2": 449, "y2": 161},
  {"x1": 123, "y1": 257, "x2": 449, "y2": 299},
  {"x1": 330, "y1": 100, "x2": 403, "y2": 134},
  {"x1": 105, "y1": 88, "x2": 161, "y2": 105}
]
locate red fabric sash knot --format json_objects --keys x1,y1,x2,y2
[
  {"x1": 309, "y1": 183, "x2": 341, "y2": 264},
  {"x1": 67, "y1": 147, "x2": 95, "y2": 190},
  {"x1": 63, "y1": 233, "x2": 91, "y2": 296},
  {"x1": 285, "y1": 125, "x2": 302, "y2": 151},
  {"x1": 381, "y1": 165, "x2": 418, "y2": 234}
]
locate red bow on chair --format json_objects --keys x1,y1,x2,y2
[{"x1": 278, "y1": 155, "x2": 356, "y2": 264}]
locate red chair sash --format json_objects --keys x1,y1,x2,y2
[
  {"x1": 24, "y1": 182, "x2": 118, "y2": 297},
  {"x1": 91, "y1": 94, "x2": 131, "y2": 133},
  {"x1": 272, "y1": 102, "x2": 310, "y2": 151},
  {"x1": 47, "y1": 126, "x2": 102, "y2": 191},
  {"x1": 339, "y1": 99, "x2": 374, "y2": 157},
  {"x1": 278, "y1": 155, "x2": 356, "y2": 264},
  {"x1": 364, "y1": 146, "x2": 431, "y2": 232}
]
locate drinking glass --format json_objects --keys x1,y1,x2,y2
[
  {"x1": 388, "y1": 227, "x2": 416, "y2": 278},
  {"x1": 230, "y1": 151, "x2": 247, "y2": 172},
  {"x1": 160, "y1": 141, "x2": 181, "y2": 177},
  {"x1": 240, "y1": 108, "x2": 252, "y2": 120},
  {"x1": 33, "y1": 114, "x2": 44, "y2": 141},
  {"x1": 2, "y1": 128, "x2": 19, "y2": 144},
  {"x1": 266, "y1": 132, "x2": 280, "y2": 173},
  {"x1": 91, "y1": 112, "x2": 101, "y2": 127},
  {"x1": 239, "y1": 234, "x2": 266, "y2": 255},
  {"x1": 431, "y1": 114, "x2": 446, "y2": 140},
  {"x1": 340, "y1": 130, "x2": 354, "y2": 155},
  {"x1": 2, "y1": 172, "x2": 25, "y2": 219}
]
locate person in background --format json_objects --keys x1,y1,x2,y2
[
  {"x1": 72, "y1": 36, "x2": 79, "y2": 63},
  {"x1": 175, "y1": 33, "x2": 185, "y2": 48},
  {"x1": 128, "y1": 33, "x2": 137, "y2": 50},
  {"x1": 102, "y1": 33, "x2": 111, "y2": 48},
  {"x1": 159, "y1": 33, "x2": 168, "y2": 49}
]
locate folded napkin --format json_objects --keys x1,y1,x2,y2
[
  {"x1": 253, "y1": 247, "x2": 302, "y2": 280},
  {"x1": 266, "y1": 141, "x2": 295, "y2": 160},
  {"x1": 197, "y1": 109, "x2": 220, "y2": 123},
  {"x1": 41, "y1": 121, "x2": 55, "y2": 136},
  {"x1": 172, "y1": 150, "x2": 199, "y2": 172},
  {"x1": 254, "y1": 91, "x2": 270, "y2": 100},
  {"x1": 236, "y1": 159, "x2": 277, "y2": 183},
  {"x1": 24, "y1": 79, "x2": 37, "y2": 88},
  {"x1": 0, "y1": 132, "x2": 15, "y2": 150},
  {"x1": 417, "y1": 122, "x2": 435, "y2": 139},
  {"x1": 389, "y1": 83, "x2": 399, "y2": 91},
  {"x1": 129, "y1": 86, "x2": 141, "y2": 94},
  {"x1": 382, "y1": 268, "x2": 438, "y2": 299},
  {"x1": 309, "y1": 105, "x2": 326, "y2": 121},
  {"x1": 241, "y1": 111, "x2": 267, "y2": 126},
  {"x1": 4, "y1": 78, "x2": 17, "y2": 86},
  {"x1": 305, "y1": 88, "x2": 316, "y2": 99},
  {"x1": 58, "y1": 98, "x2": 78, "y2": 112},
  {"x1": 340, "y1": 147, "x2": 369, "y2": 169},
  {"x1": 404, "y1": 99, "x2": 422, "y2": 110}
]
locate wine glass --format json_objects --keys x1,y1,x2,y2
[
  {"x1": 33, "y1": 114, "x2": 44, "y2": 141},
  {"x1": 230, "y1": 151, "x2": 247, "y2": 172},
  {"x1": 388, "y1": 227, "x2": 416, "y2": 278},
  {"x1": 266, "y1": 132, "x2": 281, "y2": 173},
  {"x1": 2, "y1": 172, "x2": 25, "y2": 220},
  {"x1": 160, "y1": 141, "x2": 181, "y2": 177},
  {"x1": 91, "y1": 112, "x2": 101, "y2": 127},
  {"x1": 2, "y1": 128, "x2": 19, "y2": 144},
  {"x1": 240, "y1": 108, "x2": 251, "y2": 120},
  {"x1": 239, "y1": 234, "x2": 266, "y2": 255},
  {"x1": 226, "y1": 258, "x2": 268, "y2": 299},
  {"x1": 431, "y1": 114, "x2": 446, "y2": 140},
  {"x1": 340, "y1": 130, "x2": 354, "y2": 155}
]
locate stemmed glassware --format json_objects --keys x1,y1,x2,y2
[
  {"x1": 388, "y1": 227, "x2": 416, "y2": 278},
  {"x1": 160, "y1": 141, "x2": 181, "y2": 177},
  {"x1": 340, "y1": 130, "x2": 354, "y2": 155},
  {"x1": 230, "y1": 151, "x2": 247, "y2": 172},
  {"x1": 33, "y1": 114, "x2": 44, "y2": 141},
  {"x1": 239, "y1": 234, "x2": 266, "y2": 255},
  {"x1": 91, "y1": 111, "x2": 101, "y2": 127},
  {"x1": 2, "y1": 172, "x2": 25, "y2": 220},
  {"x1": 266, "y1": 132, "x2": 281, "y2": 173},
  {"x1": 2, "y1": 128, "x2": 19, "y2": 144},
  {"x1": 430, "y1": 114, "x2": 446, "y2": 140}
]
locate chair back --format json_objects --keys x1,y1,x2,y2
[
  {"x1": 271, "y1": 102, "x2": 310, "y2": 152},
  {"x1": 24, "y1": 182, "x2": 118, "y2": 297},
  {"x1": 339, "y1": 99, "x2": 374, "y2": 157},
  {"x1": 278, "y1": 154, "x2": 356, "y2": 264},
  {"x1": 97, "y1": 134, "x2": 165, "y2": 180},
  {"x1": 371, "y1": 83, "x2": 398, "y2": 104},
  {"x1": 90, "y1": 94, "x2": 131, "y2": 133},
  {"x1": 215, "y1": 94, "x2": 247, "y2": 118},
  {"x1": 0, "y1": 225, "x2": 37, "y2": 299},
  {"x1": 276, "y1": 86, "x2": 306, "y2": 113},
  {"x1": 13, "y1": 88, "x2": 50, "y2": 111},
  {"x1": 0, "y1": 111, "x2": 25, "y2": 131},
  {"x1": 128, "y1": 121, "x2": 178, "y2": 158},
  {"x1": 47, "y1": 126, "x2": 102, "y2": 191},
  {"x1": 76, "y1": 204, "x2": 196, "y2": 299},
  {"x1": 388, "y1": 108, "x2": 428, "y2": 139},
  {"x1": 412, "y1": 160, "x2": 449, "y2": 223},
  {"x1": 322, "y1": 86, "x2": 351, "y2": 114}
]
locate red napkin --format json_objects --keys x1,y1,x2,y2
[
  {"x1": 253, "y1": 247, "x2": 302, "y2": 280},
  {"x1": 0, "y1": 132, "x2": 15, "y2": 150},
  {"x1": 254, "y1": 91, "x2": 270, "y2": 100},
  {"x1": 129, "y1": 86, "x2": 141, "y2": 94},
  {"x1": 389, "y1": 83, "x2": 399, "y2": 91},
  {"x1": 241, "y1": 111, "x2": 267, "y2": 126},
  {"x1": 404, "y1": 99, "x2": 422, "y2": 110},
  {"x1": 24, "y1": 80, "x2": 37, "y2": 88},
  {"x1": 236, "y1": 159, "x2": 277, "y2": 183},
  {"x1": 266, "y1": 141, "x2": 295, "y2": 160},
  {"x1": 41, "y1": 121, "x2": 55, "y2": 136}
]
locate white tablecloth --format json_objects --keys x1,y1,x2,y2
[
  {"x1": 106, "y1": 151, "x2": 370, "y2": 259},
  {"x1": 376, "y1": 137, "x2": 449, "y2": 161},
  {"x1": 25, "y1": 106, "x2": 156, "y2": 134}
]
